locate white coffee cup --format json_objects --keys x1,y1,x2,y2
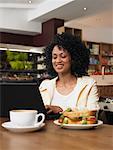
[{"x1": 10, "y1": 109, "x2": 45, "y2": 127}]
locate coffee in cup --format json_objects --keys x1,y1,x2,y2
[{"x1": 10, "y1": 109, "x2": 45, "y2": 127}]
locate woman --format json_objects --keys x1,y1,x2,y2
[{"x1": 39, "y1": 33, "x2": 99, "y2": 114}]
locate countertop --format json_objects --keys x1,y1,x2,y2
[{"x1": 0, "y1": 117, "x2": 113, "y2": 150}]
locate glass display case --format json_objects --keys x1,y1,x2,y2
[{"x1": 0, "y1": 49, "x2": 47, "y2": 84}]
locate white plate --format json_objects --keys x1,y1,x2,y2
[
  {"x1": 1, "y1": 121, "x2": 45, "y2": 133},
  {"x1": 54, "y1": 120, "x2": 103, "y2": 129}
]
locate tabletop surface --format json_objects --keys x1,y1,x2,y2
[{"x1": 0, "y1": 118, "x2": 113, "y2": 150}]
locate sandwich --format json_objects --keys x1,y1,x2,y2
[{"x1": 58, "y1": 108, "x2": 97, "y2": 125}]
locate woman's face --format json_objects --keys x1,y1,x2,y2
[{"x1": 52, "y1": 45, "x2": 72, "y2": 75}]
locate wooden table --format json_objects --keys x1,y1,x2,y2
[{"x1": 0, "y1": 118, "x2": 113, "y2": 150}]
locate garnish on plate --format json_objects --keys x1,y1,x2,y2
[{"x1": 58, "y1": 108, "x2": 97, "y2": 125}]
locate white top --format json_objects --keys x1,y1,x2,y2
[
  {"x1": 39, "y1": 76, "x2": 100, "y2": 111},
  {"x1": 51, "y1": 86, "x2": 78, "y2": 111}
]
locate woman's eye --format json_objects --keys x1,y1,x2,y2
[
  {"x1": 52, "y1": 54, "x2": 67, "y2": 59},
  {"x1": 61, "y1": 55, "x2": 66, "y2": 58},
  {"x1": 52, "y1": 56, "x2": 57, "y2": 59}
]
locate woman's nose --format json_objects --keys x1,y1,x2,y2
[{"x1": 56, "y1": 56, "x2": 62, "y2": 62}]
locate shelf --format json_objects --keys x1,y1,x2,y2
[
  {"x1": 0, "y1": 82, "x2": 38, "y2": 85},
  {"x1": 0, "y1": 69, "x2": 38, "y2": 73},
  {"x1": 37, "y1": 69, "x2": 47, "y2": 72},
  {"x1": 102, "y1": 64, "x2": 113, "y2": 67},
  {"x1": 37, "y1": 61, "x2": 45, "y2": 64},
  {"x1": 85, "y1": 41, "x2": 113, "y2": 75},
  {"x1": 89, "y1": 64, "x2": 99, "y2": 66},
  {"x1": 90, "y1": 54, "x2": 99, "y2": 56},
  {"x1": 57, "y1": 26, "x2": 82, "y2": 40},
  {"x1": 102, "y1": 55, "x2": 113, "y2": 57}
]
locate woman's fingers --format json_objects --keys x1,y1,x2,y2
[
  {"x1": 49, "y1": 105, "x2": 63, "y2": 113},
  {"x1": 53, "y1": 106, "x2": 63, "y2": 113},
  {"x1": 45, "y1": 105, "x2": 50, "y2": 109},
  {"x1": 45, "y1": 105, "x2": 53, "y2": 114},
  {"x1": 47, "y1": 109, "x2": 53, "y2": 114},
  {"x1": 45, "y1": 105, "x2": 63, "y2": 114}
]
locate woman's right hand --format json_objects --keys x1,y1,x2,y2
[{"x1": 45, "y1": 105, "x2": 63, "y2": 114}]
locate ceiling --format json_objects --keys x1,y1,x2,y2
[
  {"x1": 0, "y1": 0, "x2": 113, "y2": 35},
  {"x1": 0, "y1": 0, "x2": 45, "y2": 8}
]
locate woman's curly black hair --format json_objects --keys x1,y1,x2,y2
[{"x1": 44, "y1": 32, "x2": 90, "y2": 78}]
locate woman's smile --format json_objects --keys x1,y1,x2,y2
[{"x1": 55, "y1": 64, "x2": 64, "y2": 69}]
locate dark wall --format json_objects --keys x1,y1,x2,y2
[
  {"x1": 0, "y1": 18, "x2": 64, "y2": 47},
  {"x1": 0, "y1": 32, "x2": 34, "y2": 46}
]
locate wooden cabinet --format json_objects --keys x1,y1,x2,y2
[
  {"x1": 85, "y1": 41, "x2": 100, "y2": 74},
  {"x1": 100, "y1": 43, "x2": 113, "y2": 73},
  {"x1": 98, "y1": 85, "x2": 113, "y2": 97},
  {"x1": 85, "y1": 41, "x2": 113, "y2": 75},
  {"x1": 57, "y1": 26, "x2": 82, "y2": 40}
]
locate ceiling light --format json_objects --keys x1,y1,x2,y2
[
  {"x1": 83, "y1": 7, "x2": 87, "y2": 11},
  {"x1": 28, "y1": 0, "x2": 32, "y2": 4}
]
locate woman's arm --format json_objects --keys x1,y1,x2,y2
[
  {"x1": 87, "y1": 82, "x2": 100, "y2": 110},
  {"x1": 39, "y1": 79, "x2": 52, "y2": 105},
  {"x1": 39, "y1": 78, "x2": 63, "y2": 114}
]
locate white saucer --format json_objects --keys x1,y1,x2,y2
[{"x1": 1, "y1": 121, "x2": 45, "y2": 133}]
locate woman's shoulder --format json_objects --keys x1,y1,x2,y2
[
  {"x1": 40, "y1": 79, "x2": 50, "y2": 86},
  {"x1": 39, "y1": 77, "x2": 57, "y2": 88},
  {"x1": 79, "y1": 76, "x2": 96, "y2": 84},
  {"x1": 39, "y1": 77, "x2": 57, "y2": 97}
]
